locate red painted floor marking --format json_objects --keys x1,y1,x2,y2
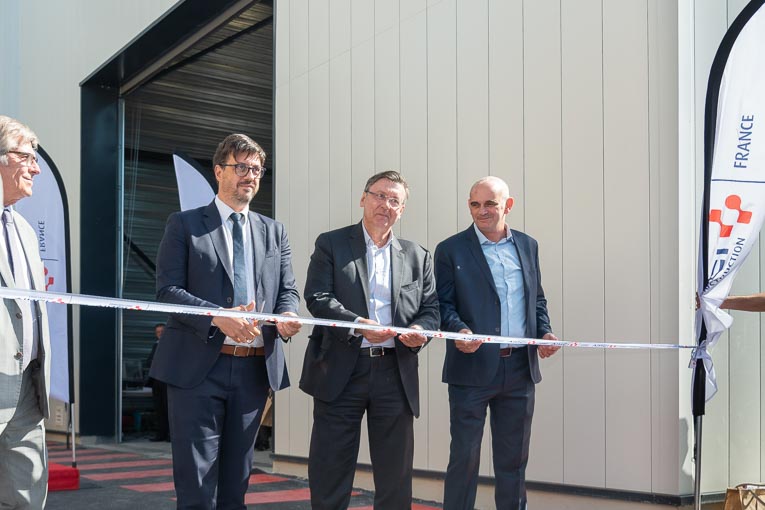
[
  {"x1": 76, "y1": 459, "x2": 172, "y2": 471},
  {"x1": 121, "y1": 473, "x2": 289, "y2": 493},
  {"x1": 249, "y1": 473, "x2": 289, "y2": 484},
  {"x1": 244, "y1": 488, "x2": 312, "y2": 504},
  {"x1": 351, "y1": 504, "x2": 440, "y2": 510},
  {"x1": 122, "y1": 481, "x2": 175, "y2": 493},
  {"x1": 84, "y1": 468, "x2": 174, "y2": 481},
  {"x1": 49, "y1": 452, "x2": 140, "y2": 462}
]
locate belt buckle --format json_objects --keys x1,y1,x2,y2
[
  {"x1": 369, "y1": 346, "x2": 384, "y2": 357},
  {"x1": 500, "y1": 347, "x2": 513, "y2": 358},
  {"x1": 232, "y1": 344, "x2": 247, "y2": 357}
]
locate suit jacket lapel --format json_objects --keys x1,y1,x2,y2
[
  {"x1": 511, "y1": 229, "x2": 534, "y2": 331},
  {"x1": 249, "y1": 212, "x2": 266, "y2": 301},
  {"x1": 390, "y1": 236, "x2": 403, "y2": 321},
  {"x1": 466, "y1": 226, "x2": 498, "y2": 294},
  {"x1": 202, "y1": 202, "x2": 234, "y2": 285},
  {"x1": 349, "y1": 223, "x2": 370, "y2": 302}
]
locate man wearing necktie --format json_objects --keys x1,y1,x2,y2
[
  {"x1": 150, "y1": 134, "x2": 301, "y2": 509},
  {"x1": 301, "y1": 171, "x2": 440, "y2": 509},
  {"x1": 0, "y1": 116, "x2": 51, "y2": 509},
  {"x1": 435, "y1": 176, "x2": 559, "y2": 510}
]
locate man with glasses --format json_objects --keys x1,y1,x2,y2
[
  {"x1": 435, "y1": 176, "x2": 559, "y2": 510},
  {"x1": 301, "y1": 170, "x2": 440, "y2": 509},
  {"x1": 150, "y1": 133, "x2": 301, "y2": 509},
  {"x1": 0, "y1": 116, "x2": 52, "y2": 509}
]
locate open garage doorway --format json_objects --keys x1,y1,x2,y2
[{"x1": 79, "y1": 1, "x2": 275, "y2": 453}]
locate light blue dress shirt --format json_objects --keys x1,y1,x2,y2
[{"x1": 474, "y1": 224, "x2": 526, "y2": 348}]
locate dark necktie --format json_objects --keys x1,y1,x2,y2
[{"x1": 230, "y1": 212, "x2": 248, "y2": 306}]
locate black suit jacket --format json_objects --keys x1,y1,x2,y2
[
  {"x1": 149, "y1": 201, "x2": 299, "y2": 390},
  {"x1": 434, "y1": 225, "x2": 552, "y2": 386},
  {"x1": 300, "y1": 222, "x2": 440, "y2": 417}
]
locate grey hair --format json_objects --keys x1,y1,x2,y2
[
  {"x1": 0, "y1": 116, "x2": 38, "y2": 165},
  {"x1": 364, "y1": 170, "x2": 410, "y2": 200}
]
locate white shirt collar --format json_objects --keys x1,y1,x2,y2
[
  {"x1": 361, "y1": 222, "x2": 393, "y2": 250},
  {"x1": 473, "y1": 223, "x2": 513, "y2": 244},
  {"x1": 214, "y1": 196, "x2": 248, "y2": 226}
]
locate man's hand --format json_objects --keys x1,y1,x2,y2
[
  {"x1": 357, "y1": 318, "x2": 396, "y2": 344},
  {"x1": 212, "y1": 301, "x2": 261, "y2": 343},
  {"x1": 399, "y1": 324, "x2": 427, "y2": 348},
  {"x1": 276, "y1": 311, "x2": 301, "y2": 339},
  {"x1": 455, "y1": 328, "x2": 483, "y2": 353},
  {"x1": 538, "y1": 332, "x2": 560, "y2": 359}
]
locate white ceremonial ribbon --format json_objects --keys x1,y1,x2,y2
[{"x1": 0, "y1": 287, "x2": 695, "y2": 351}]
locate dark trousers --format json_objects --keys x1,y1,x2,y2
[
  {"x1": 308, "y1": 354, "x2": 414, "y2": 510},
  {"x1": 167, "y1": 354, "x2": 269, "y2": 510},
  {"x1": 152, "y1": 380, "x2": 169, "y2": 439},
  {"x1": 443, "y1": 349, "x2": 535, "y2": 510}
]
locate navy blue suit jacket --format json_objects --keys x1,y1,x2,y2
[
  {"x1": 149, "y1": 201, "x2": 299, "y2": 391},
  {"x1": 434, "y1": 225, "x2": 552, "y2": 386}
]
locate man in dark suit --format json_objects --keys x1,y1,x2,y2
[
  {"x1": 434, "y1": 176, "x2": 559, "y2": 510},
  {"x1": 301, "y1": 170, "x2": 440, "y2": 510},
  {"x1": 150, "y1": 134, "x2": 301, "y2": 509}
]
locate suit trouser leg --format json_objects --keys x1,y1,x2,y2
[
  {"x1": 308, "y1": 357, "x2": 370, "y2": 510},
  {"x1": 490, "y1": 353, "x2": 535, "y2": 510},
  {"x1": 442, "y1": 380, "x2": 494, "y2": 510},
  {"x1": 0, "y1": 362, "x2": 47, "y2": 510},
  {"x1": 366, "y1": 355, "x2": 414, "y2": 510},
  {"x1": 168, "y1": 355, "x2": 268, "y2": 510}
]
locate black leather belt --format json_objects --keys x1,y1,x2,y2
[
  {"x1": 359, "y1": 347, "x2": 396, "y2": 357},
  {"x1": 499, "y1": 346, "x2": 527, "y2": 358}
]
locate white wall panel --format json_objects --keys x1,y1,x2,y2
[
  {"x1": 400, "y1": 0, "x2": 426, "y2": 22},
  {"x1": 351, "y1": 39, "x2": 376, "y2": 200},
  {"x1": 287, "y1": 73, "x2": 311, "y2": 457},
  {"x1": 648, "y1": 0, "x2": 682, "y2": 495},
  {"x1": 351, "y1": 0, "x2": 375, "y2": 47},
  {"x1": 329, "y1": 52, "x2": 354, "y2": 229},
  {"x1": 556, "y1": 0, "x2": 605, "y2": 488},
  {"x1": 375, "y1": 0, "x2": 399, "y2": 34},
  {"x1": 426, "y1": 0, "x2": 458, "y2": 471},
  {"x1": 522, "y1": 0, "x2": 565, "y2": 487},
  {"x1": 272, "y1": 0, "x2": 696, "y2": 499},
  {"x1": 488, "y1": 0, "x2": 524, "y2": 232},
  {"x1": 603, "y1": 0, "x2": 652, "y2": 491},
  {"x1": 374, "y1": 26, "x2": 401, "y2": 172},
  {"x1": 329, "y1": 0, "x2": 352, "y2": 58},
  {"x1": 309, "y1": 0, "x2": 330, "y2": 69},
  {"x1": 290, "y1": 0, "x2": 309, "y2": 78},
  {"x1": 276, "y1": 0, "x2": 291, "y2": 87}
]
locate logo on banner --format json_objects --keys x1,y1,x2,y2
[{"x1": 709, "y1": 194, "x2": 753, "y2": 284}]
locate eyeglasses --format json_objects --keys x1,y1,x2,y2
[
  {"x1": 365, "y1": 190, "x2": 403, "y2": 209},
  {"x1": 6, "y1": 150, "x2": 38, "y2": 167},
  {"x1": 219, "y1": 163, "x2": 266, "y2": 178}
]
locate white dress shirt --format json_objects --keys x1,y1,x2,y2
[
  {"x1": 214, "y1": 197, "x2": 262, "y2": 348},
  {"x1": 359, "y1": 223, "x2": 395, "y2": 349}
]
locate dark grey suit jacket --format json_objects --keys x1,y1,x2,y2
[
  {"x1": 149, "y1": 201, "x2": 299, "y2": 391},
  {"x1": 434, "y1": 225, "x2": 552, "y2": 386},
  {"x1": 299, "y1": 222, "x2": 440, "y2": 417}
]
